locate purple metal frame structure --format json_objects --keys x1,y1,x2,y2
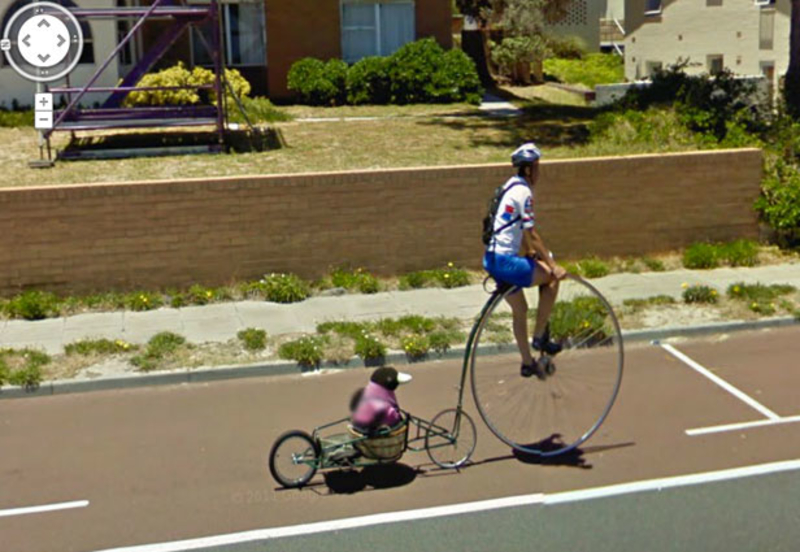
[{"x1": 43, "y1": 0, "x2": 225, "y2": 159}]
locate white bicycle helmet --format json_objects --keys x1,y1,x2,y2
[{"x1": 511, "y1": 142, "x2": 542, "y2": 167}]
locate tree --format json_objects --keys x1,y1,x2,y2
[
  {"x1": 456, "y1": 0, "x2": 573, "y2": 86},
  {"x1": 786, "y1": 0, "x2": 800, "y2": 117}
]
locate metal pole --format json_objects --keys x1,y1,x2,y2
[{"x1": 211, "y1": 0, "x2": 225, "y2": 144}]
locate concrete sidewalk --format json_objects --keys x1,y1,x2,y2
[{"x1": 1, "y1": 263, "x2": 798, "y2": 355}]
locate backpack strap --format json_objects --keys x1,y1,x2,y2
[{"x1": 489, "y1": 181, "x2": 526, "y2": 250}]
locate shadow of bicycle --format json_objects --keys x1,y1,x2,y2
[{"x1": 320, "y1": 463, "x2": 420, "y2": 495}]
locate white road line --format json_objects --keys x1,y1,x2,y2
[
  {"x1": 0, "y1": 500, "x2": 89, "y2": 518},
  {"x1": 92, "y1": 459, "x2": 800, "y2": 552},
  {"x1": 658, "y1": 342, "x2": 781, "y2": 421},
  {"x1": 687, "y1": 414, "x2": 800, "y2": 436}
]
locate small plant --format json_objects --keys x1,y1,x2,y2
[
  {"x1": 0, "y1": 348, "x2": 49, "y2": 389},
  {"x1": 258, "y1": 273, "x2": 310, "y2": 304},
  {"x1": 642, "y1": 257, "x2": 666, "y2": 272},
  {"x1": 131, "y1": 332, "x2": 186, "y2": 371},
  {"x1": 428, "y1": 329, "x2": 465, "y2": 354},
  {"x1": 237, "y1": 328, "x2": 268, "y2": 352},
  {"x1": 719, "y1": 239, "x2": 760, "y2": 267},
  {"x1": 727, "y1": 282, "x2": 796, "y2": 302},
  {"x1": 3, "y1": 290, "x2": 60, "y2": 320},
  {"x1": 682, "y1": 284, "x2": 719, "y2": 304},
  {"x1": 401, "y1": 334, "x2": 430, "y2": 360},
  {"x1": 65, "y1": 338, "x2": 136, "y2": 356},
  {"x1": 575, "y1": 258, "x2": 611, "y2": 279},
  {"x1": 398, "y1": 315, "x2": 437, "y2": 335},
  {"x1": 398, "y1": 271, "x2": 430, "y2": 290},
  {"x1": 436, "y1": 263, "x2": 471, "y2": 288},
  {"x1": 354, "y1": 334, "x2": 387, "y2": 362},
  {"x1": 317, "y1": 321, "x2": 369, "y2": 340},
  {"x1": 278, "y1": 336, "x2": 326, "y2": 367},
  {"x1": 124, "y1": 291, "x2": 164, "y2": 312},
  {"x1": 748, "y1": 301, "x2": 776, "y2": 316},
  {"x1": 549, "y1": 297, "x2": 608, "y2": 342},
  {"x1": 329, "y1": 267, "x2": 380, "y2": 294},
  {"x1": 186, "y1": 284, "x2": 217, "y2": 306},
  {"x1": 623, "y1": 295, "x2": 676, "y2": 311},
  {"x1": 682, "y1": 243, "x2": 721, "y2": 270}
]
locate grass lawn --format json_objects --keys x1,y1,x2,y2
[{"x1": 0, "y1": 94, "x2": 704, "y2": 188}]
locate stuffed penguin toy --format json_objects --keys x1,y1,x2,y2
[{"x1": 350, "y1": 367, "x2": 412, "y2": 432}]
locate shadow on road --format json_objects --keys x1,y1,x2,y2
[{"x1": 320, "y1": 463, "x2": 420, "y2": 495}]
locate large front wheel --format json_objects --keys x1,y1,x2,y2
[{"x1": 469, "y1": 274, "x2": 623, "y2": 457}]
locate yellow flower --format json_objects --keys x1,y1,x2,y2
[
  {"x1": 681, "y1": 283, "x2": 689, "y2": 289},
  {"x1": 751, "y1": 302, "x2": 758, "y2": 308},
  {"x1": 733, "y1": 286, "x2": 740, "y2": 293},
  {"x1": 711, "y1": 290, "x2": 717, "y2": 296},
  {"x1": 448, "y1": 262, "x2": 454, "y2": 268},
  {"x1": 206, "y1": 291, "x2": 213, "y2": 298},
  {"x1": 444, "y1": 274, "x2": 450, "y2": 278}
]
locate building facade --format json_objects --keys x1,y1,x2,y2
[
  {"x1": 624, "y1": 0, "x2": 791, "y2": 94},
  {"x1": 0, "y1": 0, "x2": 451, "y2": 107}
]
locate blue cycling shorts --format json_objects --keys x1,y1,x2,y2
[{"x1": 483, "y1": 252, "x2": 535, "y2": 288}]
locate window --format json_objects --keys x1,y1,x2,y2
[
  {"x1": 192, "y1": 0, "x2": 266, "y2": 67},
  {"x1": 341, "y1": 1, "x2": 415, "y2": 63},
  {"x1": 645, "y1": 61, "x2": 663, "y2": 77},
  {"x1": 760, "y1": 8, "x2": 775, "y2": 50},
  {"x1": 706, "y1": 0, "x2": 722, "y2": 6},
  {"x1": 644, "y1": 0, "x2": 662, "y2": 15},
  {"x1": 755, "y1": 0, "x2": 776, "y2": 6},
  {"x1": 707, "y1": 55, "x2": 724, "y2": 75},
  {"x1": 0, "y1": 0, "x2": 94, "y2": 67}
]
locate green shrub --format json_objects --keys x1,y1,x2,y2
[
  {"x1": 388, "y1": 39, "x2": 482, "y2": 105},
  {"x1": 287, "y1": 58, "x2": 348, "y2": 106},
  {"x1": 755, "y1": 160, "x2": 800, "y2": 246},
  {"x1": 727, "y1": 282, "x2": 795, "y2": 302},
  {"x1": 586, "y1": 108, "x2": 701, "y2": 155},
  {"x1": 683, "y1": 243, "x2": 721, "y2": 269},
  {"x1": 401, "y1": 334, "x2": 430, "y2": 360},
  {"x1": 397, "y1": 315, "x2": 436, "y2": 334},
  {"x1": 682, "y1": 285, "x2": 719, "y2": 304},
  {"x1": 3, "y1": 290, "x2": 60, "y2": 320},
  {"x1": 232, "y1": 97, "x2": 293, "y2": 124},
  {"x1": 354, "y1": 334, "x2": 387, "y2": 361},
  {"x1": 317, "y1": 321, "x2": 368, "y2": 340},
  {"x1": 347, "y1": 57, "x2": 391, "y2": 105},
  {"x1": 428, "y1": 329, "x2": 465, "y2": 353},
  {"x1": 720, "y1": 239, "x2": 760, "y2": 267},
  {"x1": 568, "y1": 257, "x2": 610, "y2": 279},
  {"x1": 65, "y1": 339, "x2": 136, "y2": 356},
  {"x1": 258, "y1": 273, "x2": 310, "y2": 303},
  {"x1": 544, "y1": 53, "x2": 624, "y2": 88},
  {"x1": 131, "y1": 332, "x2": 186, "y2": 371},
  {"x1": 435, "y1": 263, "x2": 471, "y2": 288},
  {"x1": 490, "y1": 36, "x2": 548, "y2": 82},
  {"x1": 0, "y1": 348, "x2": 49, "y2": 388},
  {"x1": 237, "y1": 328, "x2": 268, "y2": 352},
  {"x1": 642, "y1": 257, "x2": 666, "y2": 272},
  {"x1": 0, "y1": 109, "x2": 34, "y2": 127},
  {"x1": 549, "y1": 296, "x2": 608, "y2": 343},
  {"x1": 545, "y1": 35, "x2": 587, "y2": 59},
  {"x1": 124, "y1": 291, "x2": 164, "y2": 311},
  {"x1": 329, "y1": 267, "x2": 380, "y2": 294},
  {"x1": 278, "y1": 336, "x2": 326, "y2": 367},
  {"x1": 124, "y1": 63, "x2": 250, "y2": 107},
  {"x1": 186, "y1": 284, "x2": 216, "y2": 306},
  {"x1": 398, "y1": 271, "x2": 431, "y2": 290}
]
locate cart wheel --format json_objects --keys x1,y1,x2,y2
[
  {"x1": 425, "y1": 408, "x2": 477, "y2": 470},
  {"x1": 269, "y1": 430, "x2": 320, "y2": 489},
  {"x1": 540, "y1": 356, "x2": 556, "y2": 376}
]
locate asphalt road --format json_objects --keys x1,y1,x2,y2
[{"x1": 1, "y1": 327, "x2": 799, "y2": 552}]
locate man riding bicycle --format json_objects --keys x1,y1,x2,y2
[{"x1": 483, "y1": 143, "x2": 567, "y2": 378}]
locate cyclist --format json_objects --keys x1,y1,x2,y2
[{"x1": 483, "y1": 142, "x2": 567, "y2": 378}]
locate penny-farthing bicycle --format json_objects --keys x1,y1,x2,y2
[{"x1": 465, "y1": 273, "x2": 624, "y2": 456}]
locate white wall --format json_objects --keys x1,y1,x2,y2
[
  {"x1": 624, "y1": 0, "x2": 790, "y2": 90},
  {"x1": 0, "y1": 0, "x2": 119, "y2": 108}
]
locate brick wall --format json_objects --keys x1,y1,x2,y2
[{"x1": 0, "y1": 149, "x2": 762, "y2": 295}]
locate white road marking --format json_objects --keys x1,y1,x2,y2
[
  {"x1": 92, "y1": 459, "x2": 800, "y2": 552},
  {"x1": 686, "y1": 414, "x2": 800, "y2": 436},
  {"x1": 0, "y1": 500, "x2": 89, "y2": 518},
  {"x1": 657, "y1": 342, "x2": 781, "y2": 420}
]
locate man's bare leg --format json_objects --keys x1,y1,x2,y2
[
  {"x1": 531, "y1": 261, "x2": 559, "y2": 339},
  {"x1": 504, "y1": 289, "x2": 534, "y2": 366}
]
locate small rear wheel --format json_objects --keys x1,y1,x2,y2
[
  {"x1": 269, "y1": 430, "x2": 320, "y2": 488},
  {"x1": 425, "y1": 408, "x2": 477, "y2": 469}
]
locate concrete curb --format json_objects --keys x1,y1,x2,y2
[{"x1": 1, "y1": 316, "x2": 797, "y2": 400}]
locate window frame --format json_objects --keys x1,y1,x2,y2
[
  {"x1": 189, "y1": 0, "x2": 267, "y2": 68},
  {"x1": 340, "y1": 0, "x2": 416, "y2": 64},
  {"x1": 644, "y1": 0, "x2": 662, "y2": 16}
]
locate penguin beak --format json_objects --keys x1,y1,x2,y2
[{"x1": 397, "y1": 372, "x2": 413, "y2": 385}]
